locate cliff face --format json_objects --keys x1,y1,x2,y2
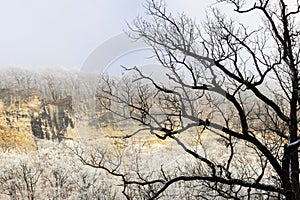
[
  {"x1": 0, "y1": 89, "x2": 75, "y2": 151},
  {"x1": 31, "y1": 96, "x2": 75, "y2": 141}
]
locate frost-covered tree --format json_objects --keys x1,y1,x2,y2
[{"x1": 0, "y1": 141, "x2": 117, "y2": 199}]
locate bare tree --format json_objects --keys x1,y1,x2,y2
[
  {"x1": 5, "y1": 67, "x2": 38, "y2": 90},
  {"x1": 91, "y1": 0, "x2": 300, "y2": 199},
  {"x1": 39, "y1": 68, "x2": 78, "y2": 101}
]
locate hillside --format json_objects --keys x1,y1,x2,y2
[{"x1": 0, "y1": 88, "x2": 76, "y2": 152}]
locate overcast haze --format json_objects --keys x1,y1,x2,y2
[{"x1": 0, "y1": 0, "x2": 211, "y2": 69}]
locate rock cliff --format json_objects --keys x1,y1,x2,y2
[
  {"x1": 0, "y1": 88, "x2": 75, "y2": 151},
  {"x1": 31, "y1": 96, "x2": 75, "y2": 141}
]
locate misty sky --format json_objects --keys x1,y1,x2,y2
[{"x1": 0, "y1": 0, "x2": 212, "y2": 69}]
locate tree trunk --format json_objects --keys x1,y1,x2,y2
[{"x1": 286, "y1": 69, "x2": 300, "y2": 199}]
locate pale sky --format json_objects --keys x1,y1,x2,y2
[{"x1": 0, "y1": 0, "x2": 211, "y2": 69}]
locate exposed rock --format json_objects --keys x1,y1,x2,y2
[
  {"x1": 0, "y1": 89, "x2": 40, "y2": 151},
  {"x1": 0, "y1": 88, "x2": 75, "y2": 146},
  {"x1": 31, "y1": 96, "x2": 75, "y2": 141}
]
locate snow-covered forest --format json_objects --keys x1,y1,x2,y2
[{"x1": 2, "y1": 0, "x2": 300, "y2": 199}]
